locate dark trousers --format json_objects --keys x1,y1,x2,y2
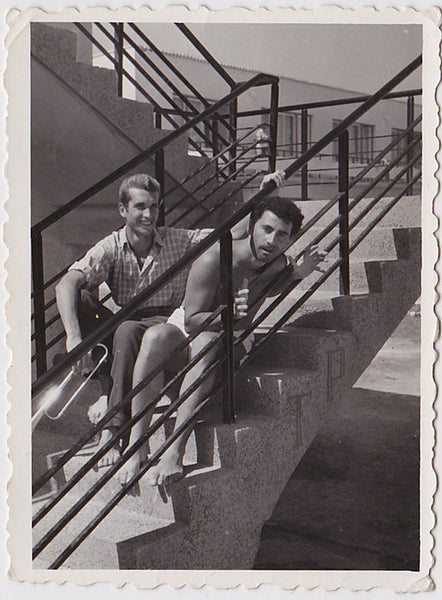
[{"x1": 77, "y1": 290, "x2": 170, "y2": 431}]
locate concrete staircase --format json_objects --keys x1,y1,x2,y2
[{"x1": 32, "y1": 225, "x2": 421, "y2": 569}]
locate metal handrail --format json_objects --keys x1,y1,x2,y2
[
  {"x1": 32, "y1": 306, "x2": 224, "y2": 495},
  {"x1": 31, "y1": 115, "x2": 421, "y2": 359},
  {"x1": 238, "y1": 140, "x2": 422, "y2": 339},
  {"x1": 175, "y1": 23, "x2": 236, "y2": 89},
  {"x1": 237, "y1": 166, "x2": 421, "y2": 359},
  {"x1": 32, "y1": 72, "x2": 276, "y2": 236},
  {"x1": 48, "y1": 377, "x2": 226, "y2": 569},
  {"x1": 165, "y1": 136, "x2": 261, "y2": 218},
  {"x1": 33, "y1": 320, "x2": 224, "y2": 520},
  {"x1": 229, "y1": 88, "x2": 423, "y2": 119},
  {"x1": 82, "y1": 23, "x2": 228, "y2": 163},
  {"x1": 33, "y1": 351, "x2": 226, "y2": 559},
  {"x1": 169, "y1": 145, "x2": 261, "y2": 226},
  {"x1": 32, "y1": 55, "x2": 422, "y2": 570},
  {"x1": 32, "y1": 54, "x2": 422, "y2": 395}
]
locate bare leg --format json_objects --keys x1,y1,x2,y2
[
  {"x1": 147, "y1": 331, "x2": 221, "y2": 487},
  {"x1": 118, "y1": 324, "x2": 187, "y2": 487},
  {"x1": 96, "y1": 320, "x2": 147, "y2": 468}
]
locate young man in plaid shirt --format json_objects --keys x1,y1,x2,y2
[{"x1": 56, "y1": 172, "x2": 278, "y2": 467}]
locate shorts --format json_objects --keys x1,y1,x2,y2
[{"x1": 167, "y1": 307, "x2": 254, "y2": 366}]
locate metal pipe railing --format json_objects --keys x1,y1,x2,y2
[
  {"x1": 338, "y1": 130, "x2": 350, "y2": 295},
  {"x1": 33, "y1": 350, "x2": 226, "y2": 559},
  {"x1": 175, "y1": 23, "x2": 236, "y2": 89},
  {"x1": 48, "y1": 377, "x2": 227, "y2": 569},
  {"x1": 164, "y1": 124, "x2": 262, "y2": 205},
  {"x1": 230, "y1": 88, "x2": 423, "y2": 119},
  {"x1": 190, "y1": 171, "x2": 262, "y2": 230},
  {"x1": 32, "y1": 55, "x2": 422, "y2": 395},
  {"x1": 32, "y1": 306, "x2": 225, "y2": 495},
  {"x1": 33, "y1": 327, "x2": 224, "y2": 525},
  {"x1": 94, "y1": 23, "x2": 229, "y2": 162},
  {"x1": 32, "y1": 71, "x2": 274, "y2": 236},
  {"x1": 166, "y1": 137, "x2": 261, "y2": 220},
  {"x1": 169, "y1": 148, "x2": 261, "y2": 227}
]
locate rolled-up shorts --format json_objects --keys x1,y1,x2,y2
[{"x1": 167, "y1": 307, "x2": 254, "y2": 367}]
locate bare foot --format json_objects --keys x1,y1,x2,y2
[
  {"x1": 146, "y1": 451, "x2": 184, "y2": 487},
  {"x1": 118, "y1": 447, "x2": 149, "y2": 495},
  {"x1": 88, "y1": 395, "x2": 108, "y2": 424},
  {"x1": 96, "y1": 428, "x2": 121, "y2": 468}
]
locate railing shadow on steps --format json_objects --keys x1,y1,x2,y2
[{"x1": 31, "y1": 54, "x2": 422, "y2": 568}]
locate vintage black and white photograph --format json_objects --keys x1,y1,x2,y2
[{"x1": 5, "y1": 6, "x2": 439, "y2": 590}]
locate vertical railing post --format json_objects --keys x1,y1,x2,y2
[
  {"x1": 154, "y1": 107, "x2": 162, "y2": 130},
  {"x1": 220, "y1": 231, "x2": 235, "y2": 424},
  {"x1": 338, "y1": 130, "x2": 350, "y2": 296},
  {"x1": 229, "y1": 97, "x2": 238, "y2": 178},
  {"x1": 113, "y1": 23, "x2": 124, "y2": 98},
  {"x1": 212, "y1": 115, "x2": 220, "y2": 157},
  {"x1": 155, "y1": 148, "x2": 165, "y2": 226},
  {"x1": 301, "y1": 108, "x2": 309, "y2": 201},
  {"x1": 32, "y1": 230, "x2": 47, "y2": 377},
  {"x1": 407, "y1": 95, "x2": 415, "y2": 194},
  {"x1": 268, "y1": 81, "x2": 279, "y2": 173}
]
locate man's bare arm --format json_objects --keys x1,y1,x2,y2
[
  {"x1": 184, "y1": 249, "x2": 220, "y2": 333},
  {"x1": 55, "y1": 270, "x2": 86, "y2": 352},
  {"x1": 264, "y1": 245, "x2": 328, "y2": 297}
]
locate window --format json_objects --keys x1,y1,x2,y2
[
  {"x1": 333, "y1": 120, "x2": 374, "y2": 163},
  {"x1": 276, "y1": 112, "x2": 312, "y2": 158}
]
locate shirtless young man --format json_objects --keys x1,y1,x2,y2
[{"x1": 117, "y1": 172, "x2": 327, "y2": 487}]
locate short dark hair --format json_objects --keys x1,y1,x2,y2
[
  {"x1": 119, "y1": 174, "x2": 161, "y2": 207},
  {"x1": 250, "y1": 196, "x2": 304, "y2": 236}
]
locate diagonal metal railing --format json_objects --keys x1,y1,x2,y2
[
  {"x1": 32, "y1": 54, "x2": 422, "y2": 568},
  {"x1": 31, "y1": 69, "x2": 279, "y2": 376}
]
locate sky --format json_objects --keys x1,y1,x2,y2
[{"x1": 140, "y1": 23, "x2": 422, "y2": 95}]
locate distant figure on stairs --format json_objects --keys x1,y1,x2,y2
[{"x1": 117, "y1": 171, "x2": 328, "y2": 489}]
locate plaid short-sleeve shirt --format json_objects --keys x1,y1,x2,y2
[{"x1": 69, "y1": 226, "x2": 210, "y2": 309}]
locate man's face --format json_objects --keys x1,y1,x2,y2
[
  {"x1": 119, "y1": 188, "x2": 159, "y2": 237},
  {"x1": 251, "y1": 210, "x2": 292, "y2": 263}
]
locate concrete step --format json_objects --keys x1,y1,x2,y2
[
  {"x1": 294, "y1": 195, "x2": 421, "y2": 229},
  {"x1": 32, "y1": 486, "x2": 173, "y2": 570},
  {"x1": 235, "y1": 365, "x2": 321, "y2": 418},
  {"x1": 289, "y1": 224, "x2": 405, "y2": 263}
]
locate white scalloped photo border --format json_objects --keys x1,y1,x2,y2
[{"x1": 2, "y1": 3, "x2": 440, "y2": 592}]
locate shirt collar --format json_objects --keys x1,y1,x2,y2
[{"x1": 119, "y1": 225, "x2": 165, "y2": 250}]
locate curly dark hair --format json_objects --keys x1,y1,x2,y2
[
  {"x1": 250, "y1": 196, "x2": 304, "y2": 236},
  {"x1": 119, "y1": 174, "x2": 161, "y2": 207}
]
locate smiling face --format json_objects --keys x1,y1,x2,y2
[
  {"x1": 118, "y1": 188, "x2": 160, "y2": 238},
  {"x1": 250, "y1": 210, "x2": 293, "y2": 263}
]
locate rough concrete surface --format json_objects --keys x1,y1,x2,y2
[{"x1": 254, "y1": 312, "x2": 420, "y2": 570}]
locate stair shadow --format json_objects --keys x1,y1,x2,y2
[{"x1": 254, "y1": 387, "x2": 420, "y2": 571}]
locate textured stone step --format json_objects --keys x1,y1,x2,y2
[
  {"x1": 235, "y1": 365, "x2": 322, "y2": 418},
  {"x1": 32, "y1": 488, "x2": 172, "y2": 570},
  {"x1": 294, "y1": 195, "x2": 421, "y2": 228}
]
